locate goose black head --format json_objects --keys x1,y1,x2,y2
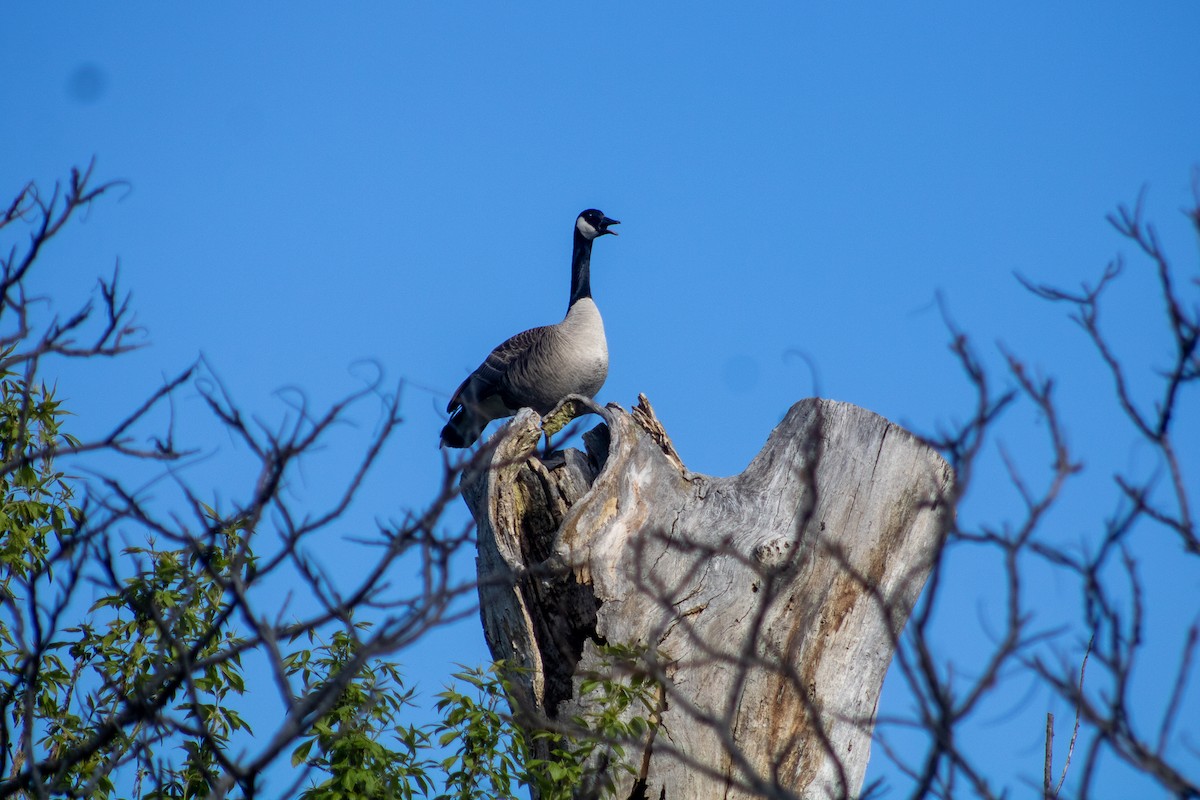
[{"x1": 576, "y1": 209, "x2": 620, "y2": 240}]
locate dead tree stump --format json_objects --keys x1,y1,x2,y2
[{"x1": 464, "y1": 395, "x2": 954, "y2": 800}]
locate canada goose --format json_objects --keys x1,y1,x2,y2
[{"x1": 440, "y1": 209, "x2": 620, "y2": 448}]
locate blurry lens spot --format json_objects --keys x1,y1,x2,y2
[{"x1": 67, "y1": 63, "x2": 107, "y2": 104}]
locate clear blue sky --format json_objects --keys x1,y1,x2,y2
[{"x1": 4, "y1": 3, "x2": 1198, "y2": 797}]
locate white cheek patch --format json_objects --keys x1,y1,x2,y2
[{"x1": 576, "y1": 216, "x2": 599, "y2": 239}]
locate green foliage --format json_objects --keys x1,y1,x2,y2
[
  {"x1": 433, "y1": 665, "x2": 527, "y2": 800},
  {"x1": 0, "y1": 353, "x2": 79, "y2": 585},
  {"x1": 67, "y1": 515, "x2": 253, "y2": 796},
  {"x1": 0, "y1": 355, "x2": 253, "y2": 796},
  {"x1": 289, "y1": 651, "x2": 663, "y2": 800},
  {"x1": 287, "y1": 625, "x2": 432, "y2": 800},
  {"x1": 0, "y1": 357, "x2": 98, "y2": 786},
  {"x1": 286, "y1": 645, "x2": 662, "y2": 800},
  {"x1": 433, "y1": 648, "x2": 662, "y2": 800},
  {"x1": 569, "y1": 643, "x2": 662, "y2": 792}
]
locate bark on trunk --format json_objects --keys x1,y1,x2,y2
[{"x1": 465, "y1": 395, "x2": 953, "y2": 800}]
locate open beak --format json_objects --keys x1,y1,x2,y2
[{"x1": 600, "y1": 217, "x2": 621, "y2": 236}]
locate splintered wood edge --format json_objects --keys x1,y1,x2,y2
[{"x1": 631, "y1": 393, "x2": 687, "y2": 473}]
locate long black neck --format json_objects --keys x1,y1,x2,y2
[{"x1": 568, "y1": 227, "x2": 595, "y2": 308}]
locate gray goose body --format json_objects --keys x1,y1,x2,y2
[{"x1": 440, "y1": 209, "x2": 619, "y2": 448}]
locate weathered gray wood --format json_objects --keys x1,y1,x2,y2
[{"x1": 467, "y1": 395, "x2": 954, "y2": 800}]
